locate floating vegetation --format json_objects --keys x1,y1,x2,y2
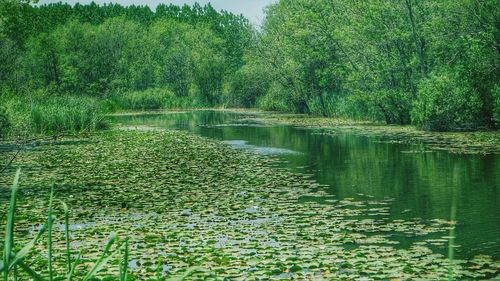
[
  {"x1": 0, "y1": 130, "x2": 499, "y2": 279},
  {"x1": 251, "y1": 114, "x2": 500, "y2": 155},
  {"x1": 0, "y1": 170, "x2": 125, "y2": 280}
]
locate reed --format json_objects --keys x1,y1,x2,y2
[
  {"x1": 30, "y1": 96, "x2": 108, "y2": 134},
  {"x1": 119, "y1": 239, "x2": 129, "y2": 281},
  {"x1": 0, "y1": 170, "x2": 127, "y2": 280}
]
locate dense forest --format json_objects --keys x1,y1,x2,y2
[{"x1": 0, "y1": 0, "x2": 499, "y2": 134}]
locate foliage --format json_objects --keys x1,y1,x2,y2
[
  {"x1": 0, "y1": 0, "x2": 499, "y2": 131},
  {"x1": 104, "y1": 88, "x2": 208, "y2": 112},
  {"x1": 1, "y1": 2, "x2": 252, "y2": 103},
  {"x1": 257, "y1": 83, "x2": 294, "y2": 113},
  {"x1": 226, "y1": 62, "x2": 270, "y2": 108},
  {"x1": 493, "y1": 85, "x2": 500, "y2": 126},
  {"x1": 0, "y1": 169, "x2": 126, "y2": 280},
  {"x1": 0, "y1": 106, "x2": 10, "y2": 138},
  {"x1": 109, "y1": 89, "x2": 171, "y2": 111},
  {"x1": 412, "y1": 71, "x2": 482, "y2": 131},
  {"x1": 29, "y1": 95, "x2": 108, "y2": 134},
  {"x1": 245, "y1": 0, "x2": 500, "y2": 130},
  {"x1": 0, "y1": 93, "x2": 107, "y2": 136}
]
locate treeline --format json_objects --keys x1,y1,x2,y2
[
  {"x1": 0, "y1": 0, "x2": 499, "y2": 133},
  {"x1": 0, "y1": 1, "x2": 254, "y2": 136},
  {"x1": 250, "y1": 0, "x2": 500, "y2": 130},
  {"x1": 248, "y1": 0, "x2": 500, "y2": 130},
  {"x1": 0, "y1": 1, "x2": 252, "y2": 102}
]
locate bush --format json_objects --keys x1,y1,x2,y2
[
  {"x1": 0, "y1": 106, "x2": 11, "y2": 137},
  {"x1": 30, "y1": 96, "x2": 108, "y2": 134},
  {"x1": 227, "y1": 65, "x2": 270, "y2": 108},
  {"x1": 108, "y1": 88, "x2": 205, "y2": 111},
  {"x1": 111, "y1": 89, "x2": 169, "y2": 110},
  {"x1": 257, "y1": 83, "x2": 294, "y2": 112},
  {"x1": 307, "y1": 93, "x2": 338, "y2": 117},
  {"x1": 412, "y1": 71, "x2": 482, "y2": 131},
  {"x1": 492, "y1": 84, "x2": 500, "y2": 126}
]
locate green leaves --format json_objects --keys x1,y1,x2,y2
[
  {"x1": 1, "y1": 170, "x2": 127, "y2": 281},
  {"x1": 3, "y1": 168, "x2": 20, "y2": 281},
  {"x1": 412, "y1": 70, "x2": 483, "y2": 131},
  {"x1": 82, "y1": 233, "x2": 118, "y2": 281}
]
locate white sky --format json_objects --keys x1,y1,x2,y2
[{"x1": 36, "y1": 0, "x2": 276, "y2": 25}]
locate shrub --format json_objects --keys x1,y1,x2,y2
[
  {"x1": 307, "y1": 93, "x2": 338, "y2": 117},
  {"x1": 412, "y1": 71, "x2": 482, "y2": 131},
  {"x1": 492, "y1": 84, "x2": 500, "y2": 126},
  {"x1": 0, "y1": 106, "x2": 10, "y2": 137},
  {"x1": 227, "y1": 65, "x2": 270, "y2": 108},
  {"x1": 108, "y1": 88, "x2": 206, "y2": 111},
  {"x1": 257, "y1": 83, "x2": 294, "y2": 112},
  {"x1": 113, "y1": 89, "x2": 168, "y2": 110}
]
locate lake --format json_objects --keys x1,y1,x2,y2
[{"x1": 111, "y1": 110, "x2": 500, "y2": 260}]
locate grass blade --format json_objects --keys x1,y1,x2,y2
[
  {"x1": 47, "y1": 184, "x2": 55, "y2": 281},
  {"x1": 82, "y1": 233, "x2": 117, "y2": 281},
  {"x1": 120, "y1": 239, "x2": 129, "y2": 281},
  {"x1": 8, "y1": 221, "x2": 48, "y2": 271},
  {"x1": 155, "y1": 257, "x2": 163, "y2": 281},
  {"x1": 67, "y1": 251, "x2": 82, "y2": 281},
  {"x1": 3, "y1": 168, "x2": 21, "y2": 281},
  {"x1": 62, "y1": 202, "x2": 71, "y2": 274},
  {"x1": 17, "y1": 262, "x2": 45, "y2": 281}
]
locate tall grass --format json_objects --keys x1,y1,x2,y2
[
  {"x1": 0, "y1": 169, "x2": 127, "y2": 280},
  {"x1": 103, "y1": 88, "x2": 208, "y2": 112},
  {"x1": 0, "y1": 93, "x2": 108, "y2": 137},
  {"x1": 30, "y1": 96, "x2": 108, "y2": 134}
]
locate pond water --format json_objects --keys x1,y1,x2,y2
[{"x1": 111, "y1": 110, "x2": 500, "y2": 260}]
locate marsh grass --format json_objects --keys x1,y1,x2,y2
[
  {"x1": 104, "y1": 88, "x2": 208, "y2": 112},
  {"x1": 0, "y1": 94, "x2": 108, "y2": 137},
  {"x1": 30, "y1": 97, "x2": 108, "y2": 134},
  {"x1": 1, "y1": 170, "x2": 127, "y2": 280}
]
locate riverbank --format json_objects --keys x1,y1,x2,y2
[{"x1": 1, "y1": 125, "x2": 498, "y2": 279}]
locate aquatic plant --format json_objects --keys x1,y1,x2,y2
[
  {"x1": 253, "y1": 113, "x2": 500, "y2": 154},
  {"x1": 0, "y1": 169, "x2": 126, "y2": 280},
  {"x1": 30, "y1": 96, "x2": 108, "y2": 134},
  {"x1": 2, "y1": 129, "x2": 497, "y2": 279},
  {"x1": 0, "y1": 94, "x2": 108, "y2": 137}
]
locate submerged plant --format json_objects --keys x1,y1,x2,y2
[{"x1": 0, "y1": 169, "x2": 127, "y2": 280}]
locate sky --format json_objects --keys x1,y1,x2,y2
[{"x1": 36, "y1": 0, "x2": 277, "y2": 25}]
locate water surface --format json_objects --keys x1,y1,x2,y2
[{"x1": 111, "y1": 110, "x2": 500, "y2": 260}]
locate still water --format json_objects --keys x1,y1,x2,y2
[{"x1": 111, "y1": 110, "x2": 500, "y2": 260}]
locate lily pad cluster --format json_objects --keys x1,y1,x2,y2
[{"x1": 0, "y1": 129, "x2": 498, "y2": 280}]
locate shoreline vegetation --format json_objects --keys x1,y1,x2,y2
[
  {"x1": 2, "y1": 106, "x2": 500, "y2": 154},
  {"x1": 1, "y1": 129, "x2": 499, "y2": 279},
  {"x1": 1, "y1": 0, "x2": 499, "y2": 137}
]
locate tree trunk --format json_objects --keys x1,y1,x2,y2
[{"x1": 405, "y1": 0, "x2": 427, "y2": 77}]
